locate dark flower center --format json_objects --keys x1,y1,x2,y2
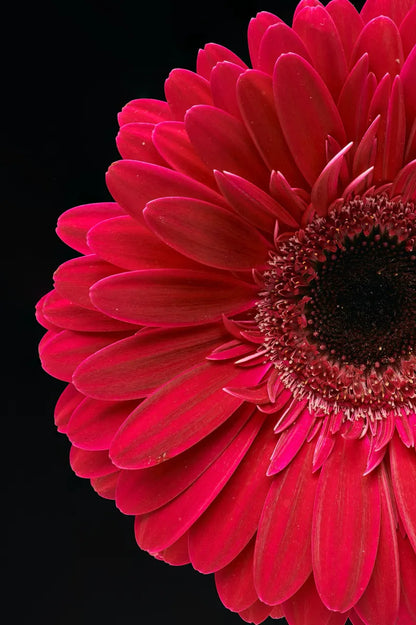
[{"x1": 256, "y1": 195, "x2": 416, "y2": 418}]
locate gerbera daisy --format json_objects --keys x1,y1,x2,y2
[{"x1": 37, "y1": 0, "x2": 416, "y2": 623}]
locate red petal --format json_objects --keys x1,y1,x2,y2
[
  {"x1": 247, "y1": 12, "x2": 283, "y2": 68},
  {"x1": 273, "y1": 53, "x2": 346, "y2": 187},
  {"x1": 215, "y1": 538, "x2": 258, "y2": 612},
  {"x1": 110, "y1": 360, "x2": 267, "y2": 469},
  {"x1": 188, "y1": 421, "x2": 276, "y2": 573},
  {"x1": 382, "y1": 75, "x2": 406, "y2": 181},
  {"x1": 238, "y1": 601, "x2": 272, "y2": 624},
  {"x1": 152, "y1": 121, "x2": 215, "y2": 188},
  {"x1": 41, "y1": 289, "x2": 136, "y2": 332},
  {"x1": 87, "y1": 215, "x2": 198, "y2": 271},
  {"x1": 90, "y1": 268, "x2": 258, "y2": 326},
  {"x1": 312, "y1": 436, "x2": 381, "y2": 612},
  {"x1": 326, "y1": 0, "x2": 364, "y2": 62},
  {"x1": 53, "y1": 255, "x2": 121, "y2": 311},
  {"x1": 73, "y1": 324, "x2": 227, "y2": 400},
  {"x1": 70, "y1": 447, "x2": 115, "y2": 478},
  {"x1": 400, "y1": 4, "x2": 416, "y2": 57},
  {"x1": 185, "y1": 105, "x2": 270, "y2": 190},
  {"x1": 283, "y1": 575, "x2": 340, "y2": 625},
  {"x1": 54, "y1": 383, "x2": 84, "y2": 433},
  {"x1": 237, "y1": 69, "x2": 307, "y2": 187},
  {"x1": 397, "y1": 533, "x2": 416, "y2": 620},
  {"x1": 164, "y1": 69, "x2": 212, "y2": 121},
  {"x1": 360, "y1": 0, "x2": 415, "y2": 26},
  {"x1": 106, "y1": 160, "x2": 227, "y2": 223},
  {"x1": 155, "y1": 532, "x2": 190, "y2": 566},
  {"x1": 117, "y1": 98, "x2": 171, "y2": 126},
  {"x1": 90, "y1": 472, "x2": 119, "y2": 500},
  {"x1": 67, "y1": 398, "x2": 138, "y2": 451},
  {"x1": 255, "y1": 441, "x2": 317, "y2": 604},
  {"x1": 210, "y1": 61, "x2": 245, "y2": 120},
  {"x1": 401, "y1": 46, "x2": 416, "y2": 127},
  {"x1": 133, "y1": 410, "x2": 265, "y2": 551},
  {"x1": 337, "y1": 54, "x2": 372, "y2": 142},
  {"x1": 56, "y1": 202, "x2": 124, "y2": 254},
  {"x1": 293, "y1": 5, "x2": 347, "y2": 100},
  {"x1": 115, "y1": 405, "x2": 252, "y2": 515},
  {"x1": 311, "y1": 142, "x2": 353, "y2": 216},
  {"x1": 257, "y1": 21, "x2": 311, "y2": 75},
  {"x1": 390, "y1": 434, "x2": 416, "y2": 552},
  {"x1": 351, "y1": 16, "x2": 404, "y2": 80},
  {"x1": 144, "y1": 196, "x2": 270, "y2": 270},
  {"x1": 355, "y1": 465, "x2": 400, "y2": 625},
  {"x1": 116, "y1": 122, "x2": 168, "y2": 165},
  {"x1": 196, "y1": 43, "x2": 247, "y2": 80},
  {"x1": 39, "y1": 329, "x2": 128, "y2": 382}
]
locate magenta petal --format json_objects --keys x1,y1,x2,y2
[
  {"x1": 215, "y1": 538, "x2": 258, "y2": 612},
  {"x1": 56, "y1": 202, "x2": 124, "y2": 254},
  {"x1": 257, "y1": 21, "x2": 311, "y2": 75},
  {"x1": 247, "y1": 11, "x2": 283, "y2": 68},
  {"x1": 355, "y1": 465, "x2": 400, "y2": 625},
  {"x1": 196, "y1": 43, "x2": 247, "y2": 80},
  {"x1": 90, "y1": 268, "x2": 258, "y2": 326},
  {"x1": 360, "y1": 0, "x2": 415, "y2": 26},
  {"x1": 116, "y1": 122, "x2": 168, "y2": 165},
  {"x1": 238, "y1": 601, "x2": 272, "y2": 624},
  {"x1": 88, "y1": 215, "x2": 198, "y2": 272},
  {"x1": 144, "y1": 196, "x2": 270, "y2": 270},
  {"x1": 185, "y1": 105, "x2": 270, "y2": 190},
  {"x1": 117, "y1": 98, "x2": 172, "y2": 126},
  {"x1": 400, "y1": 4, "x2": 416, "y2": 57},
  {"x1": 255, "y1": 442, "x2": 317, "y2": 604},
  {"x1": 54, "y1": 383, "x2": 84, "y2": 433},
  {"x1": 283, "y1": 575, "x2": 339, "y2": 625},
  {"x1": 397, "y1": 533, "x2": 416, "y2": 620},
  {"x1": 164, "y1": 68, "x2": 212, "y2": 121},
  {"x1": 273, "y1": 53, "x2": 346, "y2": 187},
  {"x1": 67, "y1": 398, "x2": 138, "y2": 451},
  {"x1": 337, "y1": 54, "x2": 372, "y2": 143},
  {"x1": 90, "y1": 472, "x2": 119, "y2": 500},
  {"x1": 73, "y1": 324, "x2": 228, "y2": 400},
  {"x1": 401, "y1": 46, "x2": 416, "y2": 126},
  {"x1": 115, "y1": 405, "x2": 252, "y2": 515},
  {"x1": 70, "y1": 447, "x2": 115, "y2": 478},
  {"x1": 110, "y1": 361, "x2": 267, "y2": 469},
  {"x1": 210, "y1": 61, "x2": 245, "y2": 120},
  {"x1": 312, "y1": 435, "x2": 381, "y2": 612},
  {"x1": 105, "y1": 160, "x2": 227, "y2": 223},
  {"x1": 351, "y1": 16, "x2": 404, "y2": 80},
  {"x1": 390, "y1": 434, "x2": 416, "y2": 552},
  {"x1": 326, "y1": 0, "x2": 364, "y2": 62},
  {"x1": 188, "y1": 420, "x2": 276, "y2": 573},
  {"x1": 134, "y1": 410, "x2": 265, "y2": 551}
]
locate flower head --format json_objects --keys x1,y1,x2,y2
[{"x1": 37, "y1": 1, "x2": 416, "y2": 623}]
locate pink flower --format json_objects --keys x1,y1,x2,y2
[{"x1": 37, "y1": 1, "x2": 416, "y2": 623}]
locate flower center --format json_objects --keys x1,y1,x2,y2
[{"x1": 256, "y1": 195, "x2": 416, "y2": 419}]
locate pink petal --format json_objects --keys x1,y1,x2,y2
[
  {"x1": 311, "y1": 142, "x2": 353, "y2": 216},
  {"x1": 214, "y1": 170, "x2": 298, "y2": 233},
  {"x1": 117, "y1": 98, "x2": 172, "y2": 126},
  {"x1": 326, "y1": 0, "x2": 364, "y2": 62},
  {"x1": 110, "y1": 360, "x2": 267, "y2": 469},
  {"x1": 382, "y1": 75, "x2": 406, "y2": 181},
  {"x1": 267, "y1": 408, "x2": 314, "y2": 475},
  {"x1": 53, "y1": 255, "x2": 121, "y2": 311},
  {"x1": 133, "y1": 409, "x2": 265, "y2": 551},
  {"x1": 87, "y1": 215, "x2": 199, "y2": 272},
  {"x1": 237, "y1": 69, "x2": 307, "y2": 187},
  {"x1": 90, "y1": 268, "x2": 258, "y2": 326},
  {"x1": 41, "y1": 289, "x2": 136, "y2": 332},
  {"x1": 115, "y1": 405, "x2": 252, "y2": 515},
  {"x1": 196, "y1": 43, "x2": 247, "y2": 80},
  {"x1": 355, "y1": 465, "x2": 400, "y2": 625},
  {"x1": 152, "y1": 121, "x2": 216, "y2": 188},
  {"x1": 401, "y1": 46, "x2": 416, "y2": 126},
  {"x1": 215, "y1": 538, "x2": 258, "y2": 612},
  {"x1": 247, "y1": 12, "x2": 283, "y2": 69},
  {"x1": 67, "y1": 398, "x2": 138, "y2": 451},
  {"x1": 69, "y1": 447, "x2": 115, "y2": 478},
  {"x1": 337, "y1": 54, "x2": 372, "y2": 143},
  {"x1": 144, "y1": 196, "x2": 270, "y2": 270},
  {"x1": 54, "y1": 383, "x2": 84, "y2": 433},
  {"x1": 351, "y1": 16, "x2": 404, "y2": 80},
  {"x1": 283, "y1": 574, "x2": 340, "y2": 625},
  {"x1": 397, "y1": 533, "x2": 416, "y2": 620},
  {"x1": 269, "y1": 170, "x2": 308, "y2": 222},
  {"x1": 56, "y1": 202, "x2": 124, "y2": 254},
  {"x1": 210, "y1": 61, "x2": 245, "y2": 120},
  {"x1": 390, "y1": 434, "x2": 416, "y2": 552},
  {"x1": 185, "y1": 104, "x2": 269, "y2": 190},
  {"x1": 115, "y1": 122, "x2": 168, "y2": 165},
  {"x1": 255, "y1": 441, "x2": 317, "y2": 604},
  {"x1": 188, "y1": 420, "x2": 276, "y2": 573},
  {"x1": 105, "y1": 160, "x2": 227, "y2": 224},
  {"x1": 164, "y1": 69, "x2": 212, "y2": 121},
  {"x1": 39, "y1": 329, "x2": 128, "y2": 383},
  {"x1": 312, "y1": 435, "x2": 381, "y2": 612},
  {"x1": 73, "y1": 324, "x2": 228, "y2": 400},
  {"x1": 257, "y1": 21, "x2": 311, "y2": 75},
  {"x1": 293, "y1": 5, "x2": 347, "y2": 100},
  {"x1": 273, "y1": 53, "x2": 346, "y2": 187},
  {"x1": 400, "y1": 4, "x2": 416, "y2": 57},
  {"x1": 360, "y1": 0, "x2": 415, "y2": 26}
]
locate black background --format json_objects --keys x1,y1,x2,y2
[{"x1": 6, "y1": 1, "x2": 364, "y2": 623}]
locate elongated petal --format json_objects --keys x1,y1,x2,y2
[
  {"x1": 351, "y1": 16, "x2": 404, "y2": 80},
  {"x1": 257, "y1": 21, "x2": 311, "y2": 75},
  {"x1": 134, "y1": 410, "x2": 265, "y2": 551},
  {"x1": 164, "y1": 69, "x2": 212, "y2": 120},
  {"x1": 326, "y1": 0, "x2": 364, "y2": 62},
  {"x1": 247, "y1": 11, "x2": 283, "y2": 68},
  {"x1": 283, "y1": 575, "x2": 339, "y2": 625},
  {"x1": 273, "y1": 53, "x2": 346, "y2": 187},
  {"x1": 397, "y1": 533, "x2": 416, "y2": 620},
  {"x1": 54, "y1": 383, "x2": 85, "y2": 433},
  {"x1": 73, "y1": 324, "x2": 227, "y2": 400},
  {"x1": 91, "y1": 269, "x2": 258, "y2": 326},
  {"x1": 215, "y1": 539, "x2": 258, "y2": 612},
  {"x1": 360, "y1": 0, "x2": 415, "y2": 26},
  {"x1": 390, "y1": 434, "x2": 416, "y2": 552},
  {"x1": 118, "y1": 98, "x2": 171, "y2": 126},
  {"x1": 116, "y1": 122, "x2": 168, "y2": 165},
  {"x1": 312, "y1": 435, "x2": 381, "y2": 612},
  {"x1": 144, "y1": 197, "x2": 270, "y2": 270},
  {"x1": 188, "y1": 420, "x2": 276, "y2": 573},
  {"x1": 110, "y1": 360, "x2": 267, "y2": 469},
  {"x1": 70, "y1": 447, "x2": 115, "y2": 478},
  {"x1": 210, "y1": 61, "x2": 245, "y2": 120},
  {"x1": 56, "y1": 202, "x2": 124, "y2": 254}
]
